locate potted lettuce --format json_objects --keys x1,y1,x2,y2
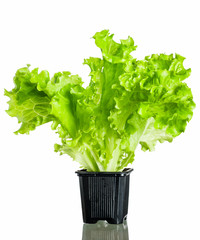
[{"x1": 5, "y1": 30, "x2": 195, "y2": 224}]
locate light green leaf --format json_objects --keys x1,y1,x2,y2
[{"x1": 5, "y1": 30, "x2": 195, "y2": 172}]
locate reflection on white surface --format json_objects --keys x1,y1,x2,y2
[{"x1": 82, "y1": 220, "x2": 129, "y2": 240}]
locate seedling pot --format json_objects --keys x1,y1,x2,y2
[{"x1": 76, "y1": 168, "x2": 133, "y2": 224}]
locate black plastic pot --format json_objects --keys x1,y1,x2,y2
[{"x1": 76, "y1": 168, "x2": 133, "y2": 224}]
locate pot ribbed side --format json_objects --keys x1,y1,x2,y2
[{"x1": 88, "y1": 176, "x2": 116, "y2": 219}]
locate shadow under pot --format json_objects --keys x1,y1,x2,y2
[{"x1": 76, "y1": 168, "x2": 133, "y2": 224}]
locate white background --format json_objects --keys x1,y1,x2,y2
[{"x1": 0, "y1": 0, "x2": 199, "y2": 239}]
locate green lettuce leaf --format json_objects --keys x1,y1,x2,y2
[
  {"x1": 5, "y1": 30, "x2": 195, "y2": 171},
  {"x1": 4, "y1": 66, "x2": 53, "y2": 134}
]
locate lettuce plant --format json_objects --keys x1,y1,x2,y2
[{"x1": 5, "y1": 30, "x2": 195, "y2": 171}]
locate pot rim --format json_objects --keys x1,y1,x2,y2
[{"x1": 75, "y1": 168, "x2": 133, "y2": 177}]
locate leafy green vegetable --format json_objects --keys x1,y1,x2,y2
[{"x1": 5, "y1": 30, "x2": 195, "y2": 171}]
